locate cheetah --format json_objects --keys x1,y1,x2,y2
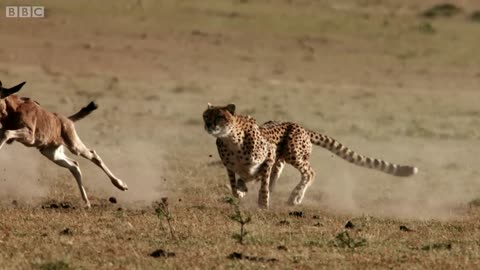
[{"x1": 203, "y1": 103, "x2": 418, "y2": 208}]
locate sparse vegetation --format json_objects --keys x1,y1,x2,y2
[
  {"x1": 421, "y1": 242, "x2": 452, "y2": 251},
  {"x1": 468, "y1": 198, "x2": 480, "y2": 207},
  {"x1": 36, "y1": 261, "x2": 71, "y2": 270},
  {"x1": 154, "y1": 197, "x2": 176, "y2": 240},
  {"x1": 417, "y1": 22, "x2": 436, "y2": 34},
  {"x1": 421, "y1": 3, "x2": 463, "y2": 18},
  {"x1": 470, "y1": 11, "x2": 480, "y2": 22},
  {"x1": 224, "y1": 197, "x2": 252, "y2": 245},
  {"x1": 227, "y1": 251, "x2": 278, "y2": 263},
  {"x1": 332, "y1": 231, "x2": 367, "y2": 249}
]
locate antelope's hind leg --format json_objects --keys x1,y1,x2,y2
[
  {"x1": 66, "y1": 129, "x2": 128, "y2": 191},
  {"x1": 41, "y1": 145, "x2": 91, "y2": 208}
]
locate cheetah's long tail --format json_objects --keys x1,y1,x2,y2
[{"x1": 308, "y1": 131, "x2": 418, "y2": 177}]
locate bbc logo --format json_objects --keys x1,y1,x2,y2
[{"x1": 6, "y1": 6, "x2": 45, "y2": 18}]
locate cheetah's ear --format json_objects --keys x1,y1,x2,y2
[
  {"x1": 226, "y1": 104, "x2": 236, "y2": 115},
  {"x1": 207, "y1": 102, "x2": 213, "y2": 109}
]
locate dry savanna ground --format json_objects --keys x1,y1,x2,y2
[{"x1": 1, "y1": 0, "x2": 480, "y2": 269}]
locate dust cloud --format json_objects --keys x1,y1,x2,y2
[
  {"x1": 0, "y1": 140, "x2": 168, "y2": 207},
  {"x1": 81, "y1": 140, "x2": 168, "y2": 207},
  {"x1": 0, "y1": 144, "x2": 49, "y2": 204},
  {"x1": 1, "y1": 135, "x2": 477, "y2": 220},
  {"x1": 268, "y1": 139, "x2": 478, "y2": 220}
]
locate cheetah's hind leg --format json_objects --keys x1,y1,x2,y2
[
  {"x1": 269, "y1": 159, "x2": 285, "y2": 193},
  {"x1": 287, "y1": 161, "x2": 315, "y2": 206}
]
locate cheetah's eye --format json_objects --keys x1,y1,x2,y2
[
  {"x1": 217, "y1": 115, "x2": 225, "y2": 119},
  {"x1": 215, "y1": 115, "x2": 227, "y2": 124}
]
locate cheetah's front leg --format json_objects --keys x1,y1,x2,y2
[
  {"x1": 256, "y1": 158, "x2": 275, "y2": 208},
  {"x1": 236, "y1": 178, "x2": 248, "y2": 197},
  {"x1": 227, "y1": 170, "x2": 246, "y2": 198}
]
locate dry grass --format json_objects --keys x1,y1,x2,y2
[
  {"x1": 3, "y1": 199, "x2": 480, "y2": 269},
  {"x1": 1, "y1": 0, "x2": 480, "y2": 269}
]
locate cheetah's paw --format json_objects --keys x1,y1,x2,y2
[{"x1": 234, "y1": 190, "x2": 246, "y2": 198}]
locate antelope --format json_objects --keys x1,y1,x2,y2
[{"x1": 0, "y1": 81, "x2": 128, "y2": 208}]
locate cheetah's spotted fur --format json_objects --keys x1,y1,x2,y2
[{"x1": 203, "y1": 104, "x2": 418, "y2": 208}]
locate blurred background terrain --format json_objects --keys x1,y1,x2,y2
[{"x1": 1, "y1": 0, "x2": 480, "y2": 268}]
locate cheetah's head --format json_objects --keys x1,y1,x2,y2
[{"x1": 203, "y1": 103, "x2": 236, "y2": 138}]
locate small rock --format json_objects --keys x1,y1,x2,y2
[
  {"x1": 277, "y1": 245, "x2": 288, "y2": 251},
  {"x1": 345, "y1": 221, "x2": 355, "y2": 229},
  {"x1": 149, "y1": 249, "x2": 175, "y2": 258},
  {"x1": 60, "y1": 228, "x2": 73, "y2": 235},
  {"x1": 400, "y1": 225, "x2": 414, "y2": 232},
  {"x1": 109, "y1": 197, "x2": 117, "y2": 204},
  {"x1": 279, "y1": 220, "x2": 290, "y2": 225},
  {"x1": 228, "y1": 252, "x2": 243, "y2": 260},
  {"x1": 227, "y1": 252, "x2": 278, "y2": 263},
  {"x1": 288, "y1": 211, "x2": 304, "y2": 218},
  {"x1": 60, "y1": 202, "x2": 72, "y2": 209},
  {"x1": 191, "y1": 30, "x2": 208, "y2": 36},
  {"x1": 82, "y1": 43, "x2": 94, "y2": 49}
]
